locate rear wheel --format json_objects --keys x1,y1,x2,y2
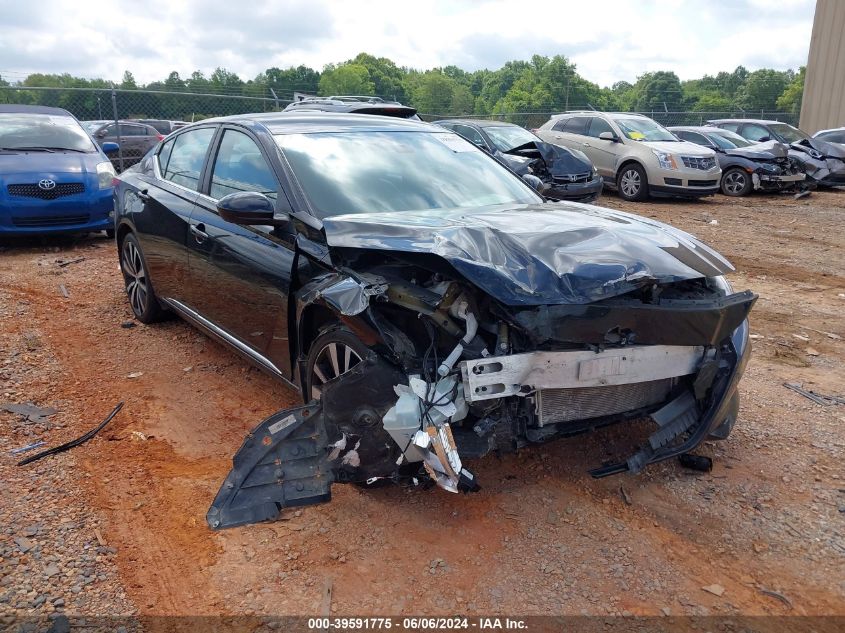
[
  {"x1": 617, "y1": 163, "x2": 648, "y2": 201},
  {"x1": 305, "y1": 327, "x2": 368, "y2": 402},
  {"x1": 720, "y1": 167, "x2": 752, "y2": 197},
  {"x1": 119, "y1": 233, "x2": 165, "y2": 323}
]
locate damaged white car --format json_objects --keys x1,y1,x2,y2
[{"x1": 111, "y1": 113, "x2": 755, "y2": 529}]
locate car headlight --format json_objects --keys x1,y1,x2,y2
[
  {"x1": 709, "y1": 275, "x2": 733, "y2": 296},
  {"x1": 96, "y1": 161, "x2": 116, "y2": 190},
  {"x1": 652, "y1": 150, "x2": 678, "y2": 170}
]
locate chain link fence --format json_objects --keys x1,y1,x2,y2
[
  {"x1": 0, "y1": 86, "x2": 288, "y2": 171},
  {"x1": 1, "y1": 86, "x2": 800, "y2": 170},
  {"x1": 420, "y1": 110, "x2": 800, "y2": 130}
]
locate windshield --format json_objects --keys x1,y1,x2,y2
[
  {"x1": 275, "y1": 131, "x2": 540, "y2": 218},
  {"x1": 82, "y1": 121, "x2": 108, "y2": 134},
  {"x1": 484, "y1": 125, "x2": 538, "y2": 152},
  {"x1": 707, "y1": 129, "x2": 753, "y2": 149},
  {"x1": 0, "y1": 113, "x2": 97, "y2": 152},
  {"x1": 770, "y1": 123, "x2": 809, "y2": 143},
  {"x1": 615, "y1": 118, "x2": 677, "y2": 142}
]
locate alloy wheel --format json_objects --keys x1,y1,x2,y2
[
  {"x1": 724, "y1": 171, "x2": 748, "y2": 195},
  {"x1": 620, "y1": 169, "x2": 641, "y2": 197},
  {"x1": 310, "y1": 342, "x2": 363, "y2": 400},
  {"x1": 122, "y1": 240, "x2": 148, "y2": 317}
]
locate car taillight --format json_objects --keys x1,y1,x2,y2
[
  {"x1": 112, "y1": 177, "x2": 120, "y2": 187},
  {"x1": 157, "y1": 133, "x2": 164, "y2": 141}
]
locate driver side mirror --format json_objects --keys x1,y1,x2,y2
[
  {"x1": 102, "y1": 142, "x2": 119, "y2": 154},
  {"x1": 96, "y1": 130, "x2": 107, "y2": 138},
  {"x1": 758, "y1": 136, "x2": 770, "y2": 142},
  {"x1": 598, "y1": 131, "x2": 618, "y2": 142},
  {"x1": 218, "y1": 192, "x2": 287, "y2": 226},
  {"x1": 522, "y1": 173, "x2": 547, "y2": 193}
]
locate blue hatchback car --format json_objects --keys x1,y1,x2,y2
[{"x1": 0, "y1": 104, "x2": 119, "y2": 236}]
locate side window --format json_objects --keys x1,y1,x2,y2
[
  {"x1": 586, "y1": 117, "x2": 614, "y2": 138},
  {"x1": 742, "y1": 124, "x2": 771, "y2": 142},
  {"x1": 210, "y1": 129, "x2": 278, "y2": 200},
  {"x1": 101, "y1": 124, "x2": 116, "y2": 136},
  {"x1": 551, "y1": 118, "x2": 568, "y2": 132},
  {"x1": 452, "y1": 124, "x2": 486, "y2": 148},
  {"x1": 162, "y1": 127, "x2": 215, "y2": 191},
  {"x1": 157, "y1": 138, "x2": 175, "y2": 174},
  {"x1": 564, "y1": 116, "x2": 589, "y2": 135},
  {"x1": 678, "y1": 131, "x2": 709, "y2": 146},
  {"x1": 718, "y1": 122, "x2": 740, "y2": 133}
]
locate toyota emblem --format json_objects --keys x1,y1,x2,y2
[{"x1": 38, "y1": 179, "x2": 56, "y2": 190}]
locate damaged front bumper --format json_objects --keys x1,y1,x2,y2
[
  {"x1": 208, "y1": 296, "x2": 753, "y2": 529},
  {"x1": 544, "y1": 174, "x2": 604, "y2": 203}
]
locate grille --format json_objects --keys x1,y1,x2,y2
[
  {"x1": 11, "y1": 214, "x2": 90, "y2": 227},
  {"x1": 552, "y1": 172, "x2": 592, "y2": 184},
  {"x1": 688, "y1": 179, "x2": 718, "y2": 187},
  {"x1": 536, "y1": 378, "x2": 673, "y2": 426},
  {"x1": 8, "y1": 182, "x2": 85, "y2": 200},
  {"x1": 680, "y1": 156, "x2": 716, "y2": 170}
]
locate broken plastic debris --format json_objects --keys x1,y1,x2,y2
[
  {"x1": 126, "y1": 371, "x2": 144, "y2": 379},
  {"x1": 10, "y1": 440, "x2": 47, "y2": 455},
  {"x1": 1, "y1": 403, "x2": 58, "y2": 424}
]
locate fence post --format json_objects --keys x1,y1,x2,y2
[{"x1": 110, "y1": 89, "x2": 124, "y2": 172}]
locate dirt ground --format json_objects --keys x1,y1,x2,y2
[{"x1": 1, "y1": 189, "x2": 844, "y2": 618}]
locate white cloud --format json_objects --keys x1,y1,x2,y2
[{"x1": 0, "y1": 0, "x2": 815, "y2": 86}]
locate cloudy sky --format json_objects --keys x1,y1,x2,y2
[{"x1": 0, "y1": 0, "x2": 816, "y2": 87}]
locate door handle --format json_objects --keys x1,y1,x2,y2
[
  {"x1": 190, "y1": 223, "x2": 208, "y2": 242},
  {"x1": 583, "y1": 142, "x2": 591, "y2": 148},
  {"x1": 137, "y1": 189, "x2": 150, "y2": 202},
  {"x1": 554, "y1": 135, "x2": 563, "y2": 139}
]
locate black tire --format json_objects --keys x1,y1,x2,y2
[
  {"x1": 305, "y1": 327, "x2": 369, "y2": 403},
  {"x1": 720, "y1": 167, "x2": 753, "y2": 197},
  {"x1": 105, "y1": 228, "x2": 115, "y2": 239},
  {"x1": 616, "y1": 163, "x2": 649, "y2": 201},
  {"x1": 119, "y1": 232, "x2": 165, "y2": 323}
]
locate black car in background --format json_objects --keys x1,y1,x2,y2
[
  {"x1": 669, "y1": 126, "x2": 805, "y2": 196},
  {"x1": 283, "y1": 95, "x2": 419, "y2": 119},
  {"x1": 112, "y1": 112, "x2": 753, "y2": 527},
  {"x1": 434, "y1": 119, "x2": 602, "y2": 202}
]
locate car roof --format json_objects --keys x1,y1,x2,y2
[
  {"x1": 707, "y1": 118, "x2": 793, "y2": 125},
  {"x1": 551, "y1": 111, "x2": 650, "y2": 120},
  {"x1": 0, "y1": 104, "x2": 73, "y2": 116},
  {"x1": 434, "y1": 119, "x2": 520, "y2": 129},
  {"x1": 815, "y1": 127, "x2": 845, "y2": 134},
  {"x1": 669, "y1": 126, "x2": 720, "y2": 133},
  {"x1": 196, "y1": 112, "x2": 436, "y2": 134}
]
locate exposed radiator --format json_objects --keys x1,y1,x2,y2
[{"x1": 535, "y1": 378, "x2": 674, "y2": 426}]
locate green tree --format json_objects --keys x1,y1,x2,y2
[
  {"x1": 347, "y1": 53, "x2": 407, "y2": 101},
  {"x1": 776, "y1": 66, "x2": 805, "y2": 114},
  {"x1": 735, "y1": 68, "x2": 791, "y2": 112},
  {"x1": 318, "y1": 64, "x2": 374, "y2": 96},
  {"x1": 630, "y1": 71, "x2": 684, "y2": 111}
]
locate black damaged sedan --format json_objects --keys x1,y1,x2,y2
[{"x1": 112, "y1": 113, "x2": 755, "y2": 528}]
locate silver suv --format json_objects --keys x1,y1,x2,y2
[{"x1": 536, "y1": 112, "x2": 721, "y2": 201}]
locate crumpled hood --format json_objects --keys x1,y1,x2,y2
[
  {"x1": 322, "y1": 203, "x2": 733, "y2": 306},
  {"x1": 726, "y1": 140, "x2": 789, "y2": 160},
  {"x1": 500, "y1": 141, "x2": 592, "y2": 176},
  {"x1": 792, "y1": 138, "x2": 845, "y2": 159}
]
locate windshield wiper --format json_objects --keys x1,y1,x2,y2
[
  {"x1": 43, "y1": 146, "x2": 90, "y2": 153},
  {"x1": 1, "y1": 146, "x2": 55, "y2": 152}
]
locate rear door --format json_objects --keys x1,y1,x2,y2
[
  {"x1": 130, "y1": 125, "x2": 217, "y2": 302},
  {"x1": 186, "y1": 125, "x2": 297, "y2": 375}
]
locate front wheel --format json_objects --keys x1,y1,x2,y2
[
  {"x1": 720, "y1": 168, "x2": 752, "y2": 197},
  {"x1": 119, "y1": 233, "x2": 165, "y2": 323},
  {"x1": 617, "y1": 163, "x2": 649, "y2": 201},
  {"x1": 305, "y1": 327, "x2": 369, "y2": 402}
]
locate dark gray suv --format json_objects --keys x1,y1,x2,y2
[{"x1": 82, "y1": 120, "x2": 163, "y2": 169}]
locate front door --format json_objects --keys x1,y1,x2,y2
[
  {"x1": 186, "y1": 126, "x2": 296, "y2": 377},
  {"x1": 584, "y1": 117, "x2": 623, "y2": 179}
]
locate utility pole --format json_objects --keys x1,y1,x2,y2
[{"x1": 111, "y1": 89, "x2": 124, "y2": 173}]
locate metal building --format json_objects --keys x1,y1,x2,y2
[{"x1": 799, "y1": 0, "x2": 845, "y2": 134}]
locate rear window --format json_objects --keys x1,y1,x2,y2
[{"x1": 0, "y1": 112, "x2": 97, "y2": 152}]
